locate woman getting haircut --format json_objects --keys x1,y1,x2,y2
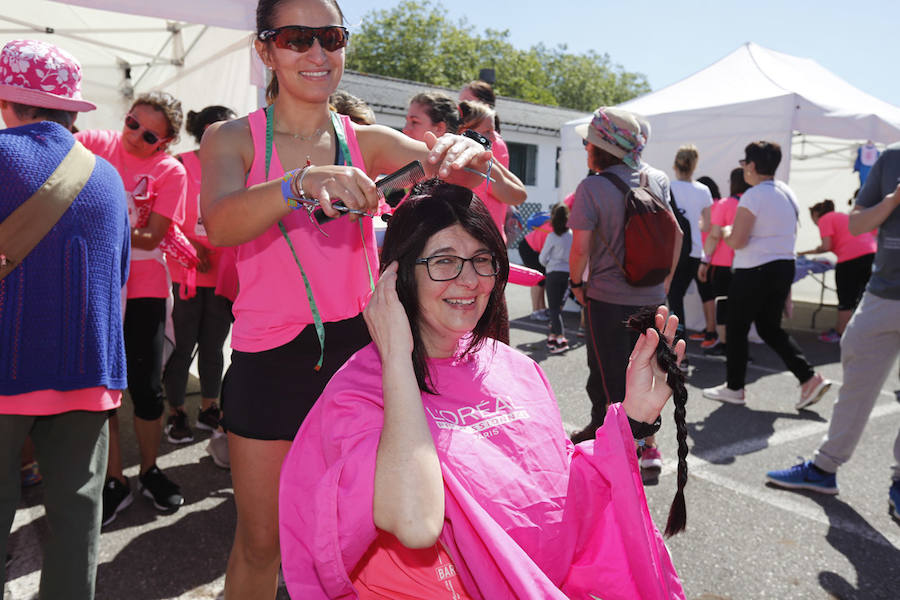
[
  {"x1": 200, "y1": 0, "x2": 525, "y2": 596},
  {"x1": 279, "y1": 181, "x2": 686, "y2": 599}
]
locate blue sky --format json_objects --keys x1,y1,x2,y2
[{"x1": 337, "y1": 0, "x2": 900, "y2": 109}]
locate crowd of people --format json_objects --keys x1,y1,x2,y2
[{"x1": 2, "y1": 0, "x2": 899, "y2": 597}]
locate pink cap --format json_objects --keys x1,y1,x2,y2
[{"x1": 0, "y1": 39, "x2": 96, "y2": 112}]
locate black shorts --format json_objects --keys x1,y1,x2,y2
[
  {"x1": 835, "y1": 253, "x2": 875, "y2": 311},
  {"x1": 221, "y1": 314, "x2": 371, "y2": 441},
  {"x1": 517, "y1": 238, "x2": 545, "y2": 286}
]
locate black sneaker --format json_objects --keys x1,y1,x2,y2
[
  {"x1": 102, "y1": 476, "x2": 133, "y2": 526},
  {"x1": 703, "y1": 343, "x2": 727, "y2": 357},
  {"x1": 165, "y1": 409, "x2": 194, "y2": 444},
  {"x1": 196, "y1": 403, "x2": 221, "y2": 432},
  {"x1": 139, "y1": 465, "x2": 184, "y2": 512}
]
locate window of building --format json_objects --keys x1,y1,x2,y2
[
  {"x1": 555, "y1": 146, "x2": 561, "y2": 188},
  {"x1": 506, "y1": 142, "x2": 537, "y2": 186}
]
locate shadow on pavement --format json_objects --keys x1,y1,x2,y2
[
  {"x1": 688, "y1": 404, "x2": 826, "y2": 466},
  {"x1": 95, "y1": 490, "x2": 235, "y2": 600},
  {"x1": 807, "y1": 494, "x2": 900, "y2": 599}
]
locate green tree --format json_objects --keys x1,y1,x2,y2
[{"x1": 346, "y1": 0, "x2": 649, "y2": 111}]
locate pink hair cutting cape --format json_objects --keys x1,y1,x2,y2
[{"x1": 279, "y1": 341, "x2": 684, "y2": 599}]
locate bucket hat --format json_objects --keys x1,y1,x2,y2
[
  {"x1": 0, "y1": 39, "x2": 96, "y2": 112},
  {"x1": 575, "y1": 106, "x2": 642, "y2": 168}
]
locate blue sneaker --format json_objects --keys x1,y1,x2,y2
[
  {"x1": 890, "y1": 480, "x2": 900, "y2": 523},
  {"x1": 766, "y1": 459, "x2": 838, "y2": 494}
]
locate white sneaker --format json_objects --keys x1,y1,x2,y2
[
  {"x1": 703, "y1": 384, "x2": 746, "y2": 405},
  {"x1": 796, "y1": 375, "x2": 831, "y2": 410},
  {"x1": 206, "y1": 432, "x2": 230, "y2": 469}
]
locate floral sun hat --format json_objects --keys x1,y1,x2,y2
[{"x1": 0, "y1": 39, "x2": 96, "y2": 112}]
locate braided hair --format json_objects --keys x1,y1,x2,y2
[{"x1": 627, "y1": 307, "x2": 688, "y2": 537}]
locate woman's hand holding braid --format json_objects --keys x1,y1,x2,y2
[{"x1": 622, "y1": 305, "x2": 686, "y2": 424}]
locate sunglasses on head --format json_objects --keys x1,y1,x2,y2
[
  {"x1": 125, "y1": 114, "x2": 166, "y2": 146},
  {"x1": 257, "y1": 25, "x2": 349, "y2": 53}
]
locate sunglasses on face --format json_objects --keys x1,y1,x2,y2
[
  {"x1": 124, "y1": 114, "x2": 166, "y2": 146},
  {"x1": 257, "y1": 25, "x2": 349, "y2": 53}
]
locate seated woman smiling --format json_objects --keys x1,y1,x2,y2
[{"x1": 279, "y1": 181, "x2": 686, "y2": 600}]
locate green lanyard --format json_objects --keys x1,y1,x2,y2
[{"x1": 264, "y1": 105, "x2": 373, "y2": 370}]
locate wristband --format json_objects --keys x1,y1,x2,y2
[
  {"x1": 628, "y1": 414, "x2": 662, "y2": 439},
  {"x1": 568, "y1": 278, "x2": 584, "y2": 289},
  {"x1": 281, "y1": 168, "x2": 303, "y2": 210},
  {"x1": 461, "y1": 129, "x2": 491, "y2": 150}
]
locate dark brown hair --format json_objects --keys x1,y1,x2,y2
[
  {"x1": 185, "y1": 105, "x2": 236, "y2": 144},
  {"x1": 550, "y1": 202, "x2": 569, "y2": 236},
  {"x1": 729, "y1": 167, "x2": 750, "y2": 197},
  {"x1": 743, "y1": 140, "x2": 781, "y2": 176},
  {"x1": 810, "y1": 199, "x2": 835, "y2": 219},
  {"x1": 380, "y1": 179, "x2": 509, "y2": 394},
  {"x1": 409, "y1": 92, "x2": 460, "y2": 134}
]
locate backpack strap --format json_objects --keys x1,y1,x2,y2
[
  {"x1": 0, "y1": 140, "x2": 95, "y2": 280},
  {"x1": 592, "y1": 171, "x2": 629, "y2": 280}
]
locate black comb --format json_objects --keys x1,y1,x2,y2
[{"x1": 313, "y1": 160, "x2": 426, "y2": 225}]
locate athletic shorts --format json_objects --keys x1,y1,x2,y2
[{"x1": 221, "y1": 313, "x2": 370, "y2": 441}]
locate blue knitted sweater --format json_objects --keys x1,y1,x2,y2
[{"x1": 0, "y1": 121, "x2": 130, "y2": 395}]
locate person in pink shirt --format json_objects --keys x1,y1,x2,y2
[
  {"x1": 199, "y1": 1, "x2": 525, "y2": 596},
  {"x1": 279, "y1": 181, "x2": 686, "y2": 599},
  {"x1": 162, "y1": 105, "x2": 237, "y2": 467},
  {"x1": 698, "y1": 168, "x2": 750, "y2": 356},
  {"x1": 801, "y1": 199, "x2": 877, "y2": 341},
  {"x1": 76, "y1": 91, "x2": 188, "y2": 524}
]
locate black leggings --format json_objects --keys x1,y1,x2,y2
[
  {"x1": 668, "y1": 256, "x2": 714, "y2": 328},
  {"x1": 726, "y1": 260, "x2": 814, "y2": 389},
  {"x1": 163, "y1": 284, "x2": 233, "y2": 408},
  {"x1": 124, "y1": 298, "x2": 166, "y2": 421}
]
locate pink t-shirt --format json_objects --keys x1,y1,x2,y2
[
  {"x1": 167, "y1": 151, "x2": 223, "y2": 289},
  {"x1": 816, "y1": 211, "x2": 877, "y2": 263},
  {"x1": 76, "y1": 129, "x2": 187, "y2": 299},
  {"x1": 351, "y1": 530, "x2": 472, "y2": 599},
  {"x1": 473, "y1": 132, "x2": 512, "y2": 242},
  {"x1": 0, "y1": 387, "x2": 122, "y2": 416},
  {"x1": 231, "y1": 110, "x2": 378, "y2": 352},
  {"x1": 709, "y1": 195, "x2": 740, "y2": 267}
]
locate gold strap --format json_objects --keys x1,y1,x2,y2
[{"x1": 0, "y1": 140, "x2": 95, "y2": 280}]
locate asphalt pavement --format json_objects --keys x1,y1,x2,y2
[{"x1": 5, "y1": 284, "x2": 900, "y2": 599}]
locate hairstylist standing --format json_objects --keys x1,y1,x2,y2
[
  {"x1": 199, "y1": 1, "x2": 523, "y2": 597},
  {"x1": 76, "y1": 91, "x2": 188, "y2": 525}
]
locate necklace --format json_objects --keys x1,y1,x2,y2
[{"x1": 276, "y1": 126, "x2": 327, "y2": 142}]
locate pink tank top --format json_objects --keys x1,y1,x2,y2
[{"x1": 230, "y1": 109, "x2": 376, "y2": 352}]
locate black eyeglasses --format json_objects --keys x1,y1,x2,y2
[
  {"x1": 257, "y1": 25, "x2": 349, "y2": 53},
  {"x1": 415, "y1": 252, "x2": 499, "y2": 282},
  {"x1": 739, "y1": 159, "x2": 749, "y2": 166},
  {"x1": 125, "y1": 114, "x2": 166, "y2": 146}
]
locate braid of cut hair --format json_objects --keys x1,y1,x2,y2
[{"x1": 627, "y1": 307, "x2": 688, "y2": 537}]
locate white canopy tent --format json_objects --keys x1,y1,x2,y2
[
  {"x1": 0, "y1": 0, "x2": 262, "y2": 154},
  {"x1": 559, "y1": 42, "x2": 900, "y2": 310}
]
